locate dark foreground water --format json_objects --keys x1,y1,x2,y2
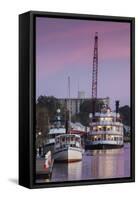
[{"x1": 37, "y1": 143, "x2": 130, "y2": 183}]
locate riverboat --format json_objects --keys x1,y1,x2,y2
[
  {"x1": 45, "y1": 109, "x2": 66, "y2": 149},
  {"x1": 85, "y1": 101, "x2": 124, "y2": 149}
]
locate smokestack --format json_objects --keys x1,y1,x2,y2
[
  {"x1": 115, "y1": 100, "x2": 119, "y2": 113},
  {"x1": 92, "y1": 99, "x2": 96, "y2": 116}
]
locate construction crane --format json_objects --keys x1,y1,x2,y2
[{"x1": 92, "y1": 32, "x2": 98, "y2": 99}]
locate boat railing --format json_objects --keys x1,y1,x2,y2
[
  {"x1": 89, "y1": 130, "x2": 123, "y2": 135},
  {"x1": 55, "y1": 142, "x2": 81, "y2": 149},
  {"x1": 90, "y1": 121, "x2": 123, "y2": 126}
]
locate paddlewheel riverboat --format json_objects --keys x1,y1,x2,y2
[{"x1": 85, "y1": 101, "x2": 124, "y2": 149}]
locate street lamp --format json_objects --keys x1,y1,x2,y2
[
  {"x1": 89, "y1": 113, "x2": 93, "y2": 119},
  {"x1": 38, "y1": 131, "x2": 42, "y2": 136}
]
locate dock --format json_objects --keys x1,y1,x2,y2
[{"x1": 36, "y1": 151, "x2": 54, "y2": 180}]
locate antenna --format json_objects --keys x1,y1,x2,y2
[
  {"x1": 68, "y1": 76, "x2": 71, "y2": 133},
  {"x1": 68, "y1": 76, "x2": 70, "y2": 99},
  {"x1": 77, "y1": 79, "x2": 80, "y2": 98}
]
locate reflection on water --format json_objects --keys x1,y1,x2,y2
[
  {"x1": 52, "y1": 160, "x2": 83, "y2": 182},
  {"x1": 37, "y1": 143, "x2": 130, "y2": 183},
  {"x1": 51, "y1": 143, "x2": 130, "y2": 182},
  {"x1": 83, "y1": 146, "x2": 129, "y2": 180}
]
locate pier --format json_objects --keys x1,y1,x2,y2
[{"x1": 36, "y1": 151, "x2": 54, "y2": 180}]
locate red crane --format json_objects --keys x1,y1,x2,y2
[{"x1": 92, "y1": 32, "x2": 98, "y2": 99}]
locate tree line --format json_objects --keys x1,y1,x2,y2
[{"x1": 36, "y1": 95, "x2": 130, "y2": 136}]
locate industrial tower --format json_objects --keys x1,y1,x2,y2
[{"x1": 92, "y1": 32, "x2": 98, "y2": 99}]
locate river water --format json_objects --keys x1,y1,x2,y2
[{"x1": 51, "y1": 143, "x2": 130, "y2": 182}]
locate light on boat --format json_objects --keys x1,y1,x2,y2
[
  {"x1": 57, "y1": 109, "x2": 61, "y2": 113},
  {"x1": 89, "y1": 113, "x2": 93, "y2": 118}
]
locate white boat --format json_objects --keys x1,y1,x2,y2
[
  {"x1": 53, "y1": 134, "x2": 83, "y2": 162},
  {"x1": 45, "y1": 109, "x2": 66, "y2": 148},
  {"x1": 53, "y1": 77, "x2": 83, "y2": 162},
  {"x1": 70, "y1": 122, "x2": 86, "y2": 135},
  {"x1": 85, "y1": 101, "x2": 124, "y2": 149},
  {"x1": 46, "y1": 127, "x2": 66, "y2": 147}
]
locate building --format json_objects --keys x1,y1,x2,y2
[{"x1": 58, "y1": 97, "x2": 110, "y2": 116}]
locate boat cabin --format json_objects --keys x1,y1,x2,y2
[{"x1": 55, "y1": 134, "x2": 81, "y2": 149}]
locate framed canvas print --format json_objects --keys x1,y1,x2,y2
[{"x1": 19, "y1": 11, "x2": 135, "y2": 189}]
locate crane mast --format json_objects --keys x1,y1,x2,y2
[{"x1": 92, "y1": 32, "x2": 98, "y2": 99}]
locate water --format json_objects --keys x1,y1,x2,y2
[{"x1": 51, "y1": 143, "x2": 130, "y2": 182}]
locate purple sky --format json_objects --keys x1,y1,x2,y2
[{"x1": 36, "y1": 17, "x2": 130, "y2": 108}]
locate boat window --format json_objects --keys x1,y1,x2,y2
[
  {"x1": 102, "y1": 134, "x2": 106, "y2": 140},
  {"x1": 93, "y1": 127, "x2": 96, "y2": 131},
  {"x1": 76, "y1": 138, "x2": 80, "y2": 142},
  {"x1": 71, "y1": 137, "x2": 74, "y2": 141},
  {"x1": 56, "y1": 138, "x2": 59, "y2": 143}
]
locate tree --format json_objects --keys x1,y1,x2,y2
[
  {"x1": 36, "y1": 95, "x2": 66, "y2": 138},
  {"x1": 77, "y1": 99, "x2": 105, "y2": 126},
  {"x1": 37, "y1": 95, "x2": 61, "y2": 117},
  {"x1": 36, "y1": 105, "x2": 49, "y2": 135},
  {"x1": 119, "y1": 105, "x2": 130, "y2": 126}
]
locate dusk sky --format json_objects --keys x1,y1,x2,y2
[{"x1": 36, "y1": 17, "x2": 130, "y2": 108}]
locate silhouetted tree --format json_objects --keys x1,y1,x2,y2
[
  {"x1": 119, "y1": 105, "x2": 130, "y2": 126},
  {"x1": 77, "y1": 99, "x2": 105, "y2": 126}
]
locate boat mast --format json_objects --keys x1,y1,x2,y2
[{"x1": 68, "y1": 76, "x2": 71, "y2": 134}]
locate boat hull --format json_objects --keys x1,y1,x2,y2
[
  {"x1": 53, "y1": 147, "x2": 82, "y2": 162},
  {"x1": 85, "y1": 139, "x2": 124, "y2": 149},
  {"x1": 85, "y1": 144, "x2": 124, "y2": 149}
]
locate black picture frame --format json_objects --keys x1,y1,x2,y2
[{"x1": 19, "y1": 11, "x2": 135, "y2": 189}]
